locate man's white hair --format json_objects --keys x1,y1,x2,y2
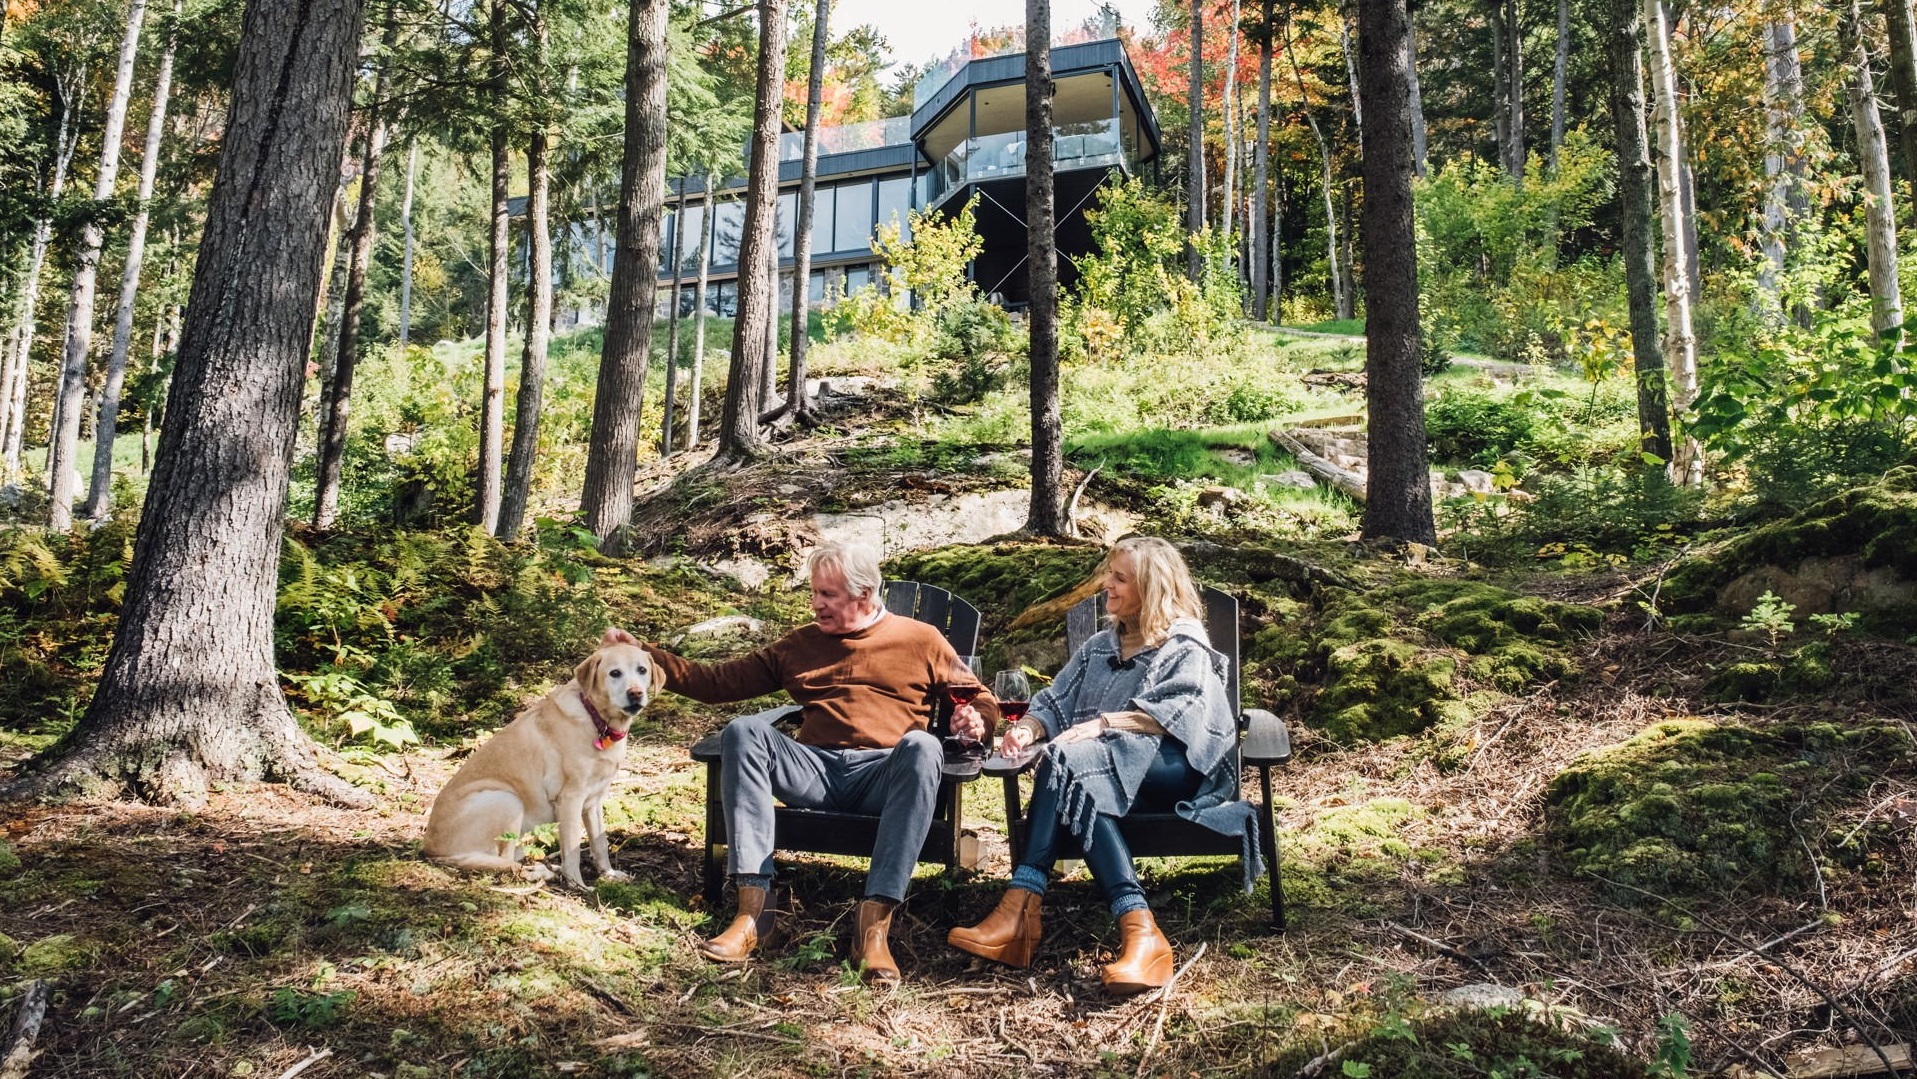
[{"x1": 807, "y1": 540, "x2": 884, "y2": 603}]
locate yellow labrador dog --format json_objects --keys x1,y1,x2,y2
[{"x1": 423, "y1": 627, "x2": 652, "y2": 887}]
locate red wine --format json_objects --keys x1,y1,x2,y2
[
  {"x1": 998, "y1": 700, "x2": 1030, "y2": 722},
  {"x1": 945, "y1": 685, "x2": 981, "y2": 706}
]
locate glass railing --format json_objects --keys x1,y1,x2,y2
[
  {"x1": 777, "y1": 116, "x2": 912, "y2": 162},
  {"x1": 911, "y1": 12, "x2": 1121, "y2": 113},
  {"x1": 923, "y1": 117, "x2": 1128, "y2": 208}
]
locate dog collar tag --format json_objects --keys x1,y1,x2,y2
[{"x1": 579, "y1": 692, "x2": 628, "y2": 752}]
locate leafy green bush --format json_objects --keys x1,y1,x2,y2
[
  {"x1": 1426, "y1": 390, "x2": 1538, "y2": 467},
  {"x1": 1510, "y1": 464, "x2": 1705, "y2": 557},
  {"x1": 929, "y1": 297, "x2": 1021, "y2": 404},
  {"x1": 1066, "y1": 177, "x2": 1245, "y2": 360}
]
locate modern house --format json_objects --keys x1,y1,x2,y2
[{"x1": 652, "y1": 30, "x2": 1163, "y2": 317}]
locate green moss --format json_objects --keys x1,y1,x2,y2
[
  {"x1": 0, "y1": 840, "x2": 18, "y2": 876},
  {"x1": 1319, "y1": 640, "x2": 1458, "y2": 741},
  {"x1": 885, "y1": 543, "x2": 1105, "y2": 629},
  {"x1": 1282, "y1": 797, "x2": 1428, "y2": 909},
  {"x1": 0, "y1": 930, "x2": 16, "y2": 968},
  {"x1": 1704, "y1": 661, "x2": 1782, "y2": 703},
  {"x1": 1546, "y1": 718, "x2": 1917, "y2": 903},
  {"x1": 20, "y1": 933, "x2": 92, "y2": 974},
  {"x1": 1333, "y1": 1008, "x2": 1653, "y2": 1078}
]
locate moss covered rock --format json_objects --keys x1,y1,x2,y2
[
  {"x1": 20, "y1": 933, "x2": 92, "y2": 974},
  {"x1": 1663, "y1": 467, "x2": 1917, "y2": 632},
  {"x1": 0, "y1": 840, "x2": 19, "y2": 877},
  {"x1": 885, "y1": 542, "x2": 1106, "y2": 632},
  {"x1": 1546, "y1": 718, "x2": 1916, "y2": 903}
]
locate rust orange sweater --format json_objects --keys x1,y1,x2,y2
[{"x1": 644, "y1": 613, "x2": 999, "y2": 749}]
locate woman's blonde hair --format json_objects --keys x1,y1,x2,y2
[{"x1": 1104, "y1": 536, "x2": 1203, "y2": 645}]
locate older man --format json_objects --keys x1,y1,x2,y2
[{"x1": 643, "y1": 541, "x2": 994, "y2": 982}]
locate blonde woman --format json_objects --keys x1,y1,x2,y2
[{"x1": 948, "y1": 537, "x2": 1258, "y2": 993}]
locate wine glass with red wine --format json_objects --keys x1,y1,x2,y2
[
  {"x1": 942, "y1": 656, "x2": 986, "y2": 758},
  {"x1": 993, "y1": 669, "x2": 1031, "y2": 737}
]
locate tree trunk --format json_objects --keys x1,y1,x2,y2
[
  {"x1": 1881, "y1": 0, "x2": 1917, "y2": 232},
  {"x1": 1283, "y1": 15, "x2": 1345, "y2": 322},
  {"x1": 49, "y1": 0, "x2": 149, "y2": 533},
  {"x1": 1610, "y1": 0, "x2": 1672, "y2": 463},
  {"x1": 1758, "y1": 11, "x2": 1809, "y2": 322},
  {"x1": 716, "y1": 0, "x2": 787, "y2": 462},
  {"x1": 1357, "y1": 0, "x2": 1435, "y2": 545},
  {"x1": 396, "y1": 138, "x2": 419, "y2": 353},
  {"x1": 4, "y1": 0, "x2": 370, "y2": 808},
  {"x1": 476, "y1": 0, "x2": 511, "y2": 533},
  {"x1": 1223, "y1": 0, "x2": 1243, "y2": 240},
  {"x1": 779, "y1": 0, "x2": 829, "y2": 427},
  {"x1": 689, "y1": 181, "x2": 716, "y2": 450},
  {"x1": 1027, "y1": 0, "x2": 1064, "y2": 535},
  {"x1": 1491, "y1": 0, "x2": 1524, "y2": 181},
  {"x1": 1186, "y1": 0, "x2": 1205, "y2": 279},
  {"x1": 1339, "y1": 0, "x2": 1362, "y2": 139},
  {"x1": 578, "y1": 0, "x2": 669, "y2": 544},
  {"x1": 1407, "y1": 16, "x2": 1428, "y2": 177},
  {"x1": 1251, "y1": 0, "x2": 1273, "y2": 320},
  {"x1": 85, "y1": 0, "x2": 182, "y2": 521},
  {"x1": 1848, "y1": 0, "x2": 1906, "y2": 342},
  {"x1": 1549, "y1": 0, "x2": 1568, "y2": 169},
  {"x1": 314, "y1": 18, "x2": 396, "y2": 530},
  {"x1": 1644, "y1": 0, "x2": 1699, "y2": 484},
  {"x1": 3, "y1": 65, "x2": 86, "y2": 477},
  {"x1": 499, "y1": 124, "x2": 554, "y2": 540},
  {"x1": 661, "y1": 183, "x2": 688, "y2": 455}
]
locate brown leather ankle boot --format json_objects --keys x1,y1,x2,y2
[
  {"x1": 946, "y1": 889, "x2": 1043, "y2": 968},
  {"x1": 699, "y1": 884, "x2": 775, "y2": 963},
  {"x1": 851, "y1": 898, "x2": 900, "y2": 983},
  {"x1": 1100, "y1": 909, "x2": 1173, "y2": 994}
]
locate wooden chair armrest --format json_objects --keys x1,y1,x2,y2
[
  {"x1": 688, "y1": 707, "x2": 802, "y2": 763},
  {"x1": 982, "y1": 745, "x2": 1044, "y2": 778},
  {"x1": 1241, "y1": 709, "x2": 1292, "y2": 767},
  {"x1": 942, "y1": 755, "x2": 987, "y2": 781}
]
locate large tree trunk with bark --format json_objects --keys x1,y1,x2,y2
[
  {"x1": 1644, "y1": 0, "x2": 1700, "y2": 485},
  {"x1": 1251, "y1": 0, "x2": 1273, "y2": 320},
  {"x1": 1028, "y1": 0, "x2": 1064, "y2": 535},
  {"x1": 49, "y1": 0, "x2": 150, "y2": 533},
  {"x1": 716, "y1": 0, "x2": 787, "y2": 462},
  {"x1": 1609, "y1": 0, "x2": 1672, "y2": 463},
  {"x1": 578, "y1": 0, "x2": 669, "y2": 544},
  {"x1": 4, "y1": 0, "x2": 369, "y2": 807},
  {"x1": 1847, "y1": 0, "x2": 1905, "y2": 342},
  {"x1": 1357, "y1": 0, "x2": 1435, "y2": 546},
  {"x1": 4, "y1": 65, "x2": 86, "y2": 478},
  {"x1": 86, "y1": 0, "x2": 182, "y2": 521},
  {"x1": 476, "y1": 0, "x2": 511, "y2": 533},
  {"x1": 1186, "y1": 0, "x2": 1205, "y2": 279},
  {"x1": 1490, "y1": 0, "x2": 1524, "y2": 181},
  {"x1": 499, "y1": 125, "x2": 554, "y2": 540},
  {"x1": 1758, "y1": 11, "x2": 1809, "y2": 322},
  {"x1": 313, "y1": 19, "x2": 395, "y2": 530}
]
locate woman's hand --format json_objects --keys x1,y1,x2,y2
[
  {"x1": 998, "y1": 722, "x2": 1036, "y2": 758},
  {"x1": 1049, "y1": 714, "x2": 1112, "y2": 747}
]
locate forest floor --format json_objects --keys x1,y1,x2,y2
[{"x1": 4, "y1": 339, "x2": 1917, "y2": 1078}]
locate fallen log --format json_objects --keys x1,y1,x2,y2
[
  {"x1": 0, "y1": 979, "x2": 50, "y2": 1079},
  {"x1": 1271, "y1": 430, "x2": 1368, "y2": 502}
]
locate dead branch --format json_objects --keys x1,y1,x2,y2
[{"x1": 0, "y1": 979, "x2": 49, "y2": 1079}]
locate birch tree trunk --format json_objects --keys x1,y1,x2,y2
[
  {"x1": 1611, "y1": 0, "x2": 1671, "y2": 462},
  {"x1": 1758, "y1": 11, "x2": 1809, "y2": 321},
  {"x1": 4, "y1": 0, "x2": 370, "y2": 807},
  {"x1": 1223, "y1": 0, "x2": 1242, "y2": 240},
  {"x1": 1407, "y1": 17, "x2": 1428, "y2": 177},
  {"x1": 3, "y1": 66, "x2": 86, "y2": 477},
  {"x1": 688, "y1": 184, "x2": 715, "y2": 449},
  {"x1": 49, "y1": 0, "x2": 149, "y2": 533},
  {"x1": 1549, "y1": 0, "x2": 1568, "y2": 169},
  {"x1": 660, "y1": 183, "x2": 688, "y2": 455},
  {"x1": 1251, "y1": 0, "x2": 1273, "y2": 320},
  {"x1": 476, "y1": 0, "x2": 511, "y2": 533},
  {"x1": 314, "y1": 19, "x2": 396, "y2": 530},
  {"x1": 1847, "y1": 0, "x2": 1906, "y2": 342},
  {"x1": 1187, "y1": 0, "x2": 1205, "y2": 279},
  {"x1": 1027, "y1": 0, "x2": 1064, "y2": 535},
  {"x1": 1644, "y1": 0, "x2": 1700, "y2": 484},
  {"x1": 1339, "y1": 0, "x2": 1362, "y2": 138},
  {"x1": 396, "y1": 138, "x2": 419, "y2": 354},
  {"x1": 1358, "y1": 0, "x2": 1435, "y2": 545},
  {"x1": 498, "y1": 125, "x2": 553, "y2": 540},
  {"x1": 716, "y1": 0, "x2": 787, "y2": 462},
  {"x1": 84, "y1": 0, "x2": 181, "y2": 520},
  {"x1": 1283, "y1": 15, "x2": 1345, "y2": 322},
  {"x1": 579, "y1": 0, "x2": 669, "y2": 545},
  {"x1": 781, "y1": 0, "x2": 828, "y2": 425}
]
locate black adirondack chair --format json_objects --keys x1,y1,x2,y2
[
  {"x1": 984, "y1": 584, "x2": 1291, "y2": 928},
  {"x1": 689, "y1": 582, "x2": 986, "y2": 906}
]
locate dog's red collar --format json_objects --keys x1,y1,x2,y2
[{"x1": 579, "y1": 691, "x2": 627, "y2": 751}]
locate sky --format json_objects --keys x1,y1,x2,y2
[{"x1": 830, "y1": 0, "x2": 1165, "y2": 79}]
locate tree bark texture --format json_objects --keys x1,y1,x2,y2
[
  {"x1": 579, "y1": 0, "x2": 668, "y2": 544},
  {"x1": 476, "y1": 0, "x2": 511, "y2": 533},
  {"x1": 499, "y1": 126, "x2": 554, "y2": 540},
  {"x1": 688, "y1": 182, "x2": 716, "y2": 449},
  {"x1": 717, "y1": 0, "x2": 787, "y2": 461},
  {"x1": 1186, "y1": 0, "x2": 1205, "y2": 279},
  {"x1": 1027, "y1": 0, "x2": 1064, "y2": 535},
  {"x1": 1356, "y1": 0, "x2": 1435, "y2": 546},
  {"x1": 86, "y1": 0, "x2": 182, "y2": 521},
  {"x1": 314, "y1": 20, "x2": 395, "y2": 530},
  {"x1": 1846, "y1": 0, "x2": 1906, "y2": 341},
  {"x1": 661, "y1": 183, "x2": 688, "y2": 455},
  {"x1": 1608, "y1": 0, "x2": 1672, "y2": 463},
  {"x1": 1759, "y1": 12, "x2": 1809, "y2": 321},
  {"x1": 1407, "y1": 16, "x2": 1428, "y2": 177},
  {"x1": 1223, "y1": 0, "x2": 1243, "y2": 239},
  {"x1": 3, "y1": 64, "x2": 85, "y2": 477},
  {"x1": 6, "y1": 0, "x2": 370, "y2": 807},
  {"x1": 1251, "y1": 0, "x2": 1273, "y2": 320},
  {"x1": 782, "y1": 0, "x2": 830, "y2": 425},
  {"x1": 49, "y1": 0, "x2": 149, "y2": 533},
  {"x1": 1880, "y1": 0, "x2": 1917, "y2": 232},
  {"x1": 396, "y1": 139, "x2": 419, "y2": 354},
  {"x1": 1550, "y1": 0, "x2": 1569, "y2": 168},
  {"x1": 1339, "y1": 0, "x2": 1362, "y2": 138},
  {"x1": 1643, "y1": 0, "x2": 1700, "y2": 485}
]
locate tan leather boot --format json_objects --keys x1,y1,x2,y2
[
  {"x1": 699, "y1": 884, "x2": 775, "y2": 963},
  {"x1": 946, "y1": 889, "x2": 1043, "y2": 968},
  {"x1": 851, "y1": 898, "x2": 900, "y2": 984},
  {"x1": 1100, "y1": 909, "x2": 1174, "y2": 994}
]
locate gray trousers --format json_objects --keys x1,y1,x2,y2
[{"x1": 719, "y1": 710, "x2": 943, "y2": 902}]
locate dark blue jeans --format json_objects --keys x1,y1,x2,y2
[{"x1": 1010, "y1": 736, "x2": 1201, "y2": 916}]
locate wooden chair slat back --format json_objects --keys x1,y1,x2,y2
[
  {"x1": 1064, "y1": 585, "x2": 1240, "y2": 713},
  {"x1": 883, "y1": 581, "x2": 981, "y2": 656}
]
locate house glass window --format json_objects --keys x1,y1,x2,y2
[{"x1": 832, "y1": 180, "x2": 874, "y2": 254}]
